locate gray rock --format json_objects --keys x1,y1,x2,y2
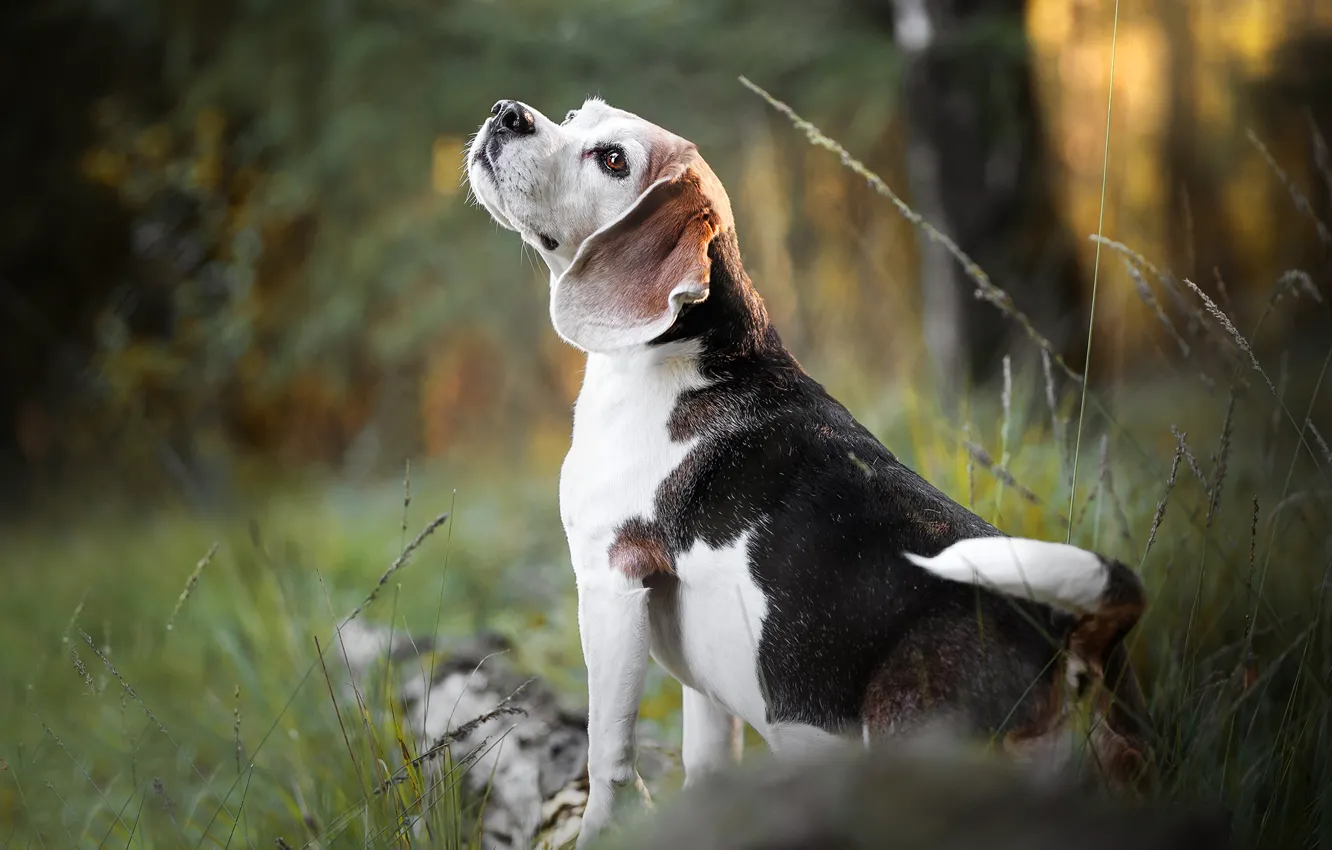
[
  {"x1": 335, "y1": 622, "x2": 670, "y2": 850},
  {"x1": 597, "y1": 743, "x2": 1234, "y2": 850}
]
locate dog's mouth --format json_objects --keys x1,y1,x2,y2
[
  {"x1": 469, "y1": 119, "x2": 558, "y2": 252},
  {"x1": 471, "y1": 135, "x2": 495, "y2": 178}
]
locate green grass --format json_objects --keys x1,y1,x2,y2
[
  {"x1": 0, "y1": 461, "x2": 590, "y2": 848},
  {"x1": 2, "y1": 364, "x2": 1329, "y2": 848},
  {"x1": 5, "y1": 72, "x2": 1331, "y2": 850}
]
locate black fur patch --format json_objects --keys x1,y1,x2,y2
[{"x1": 643, "y1": 229, "x2": 1075, "y2": 736}]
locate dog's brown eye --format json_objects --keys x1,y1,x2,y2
[{"x1": 601, "y1": 149, "x2": 627, "y2": 174}]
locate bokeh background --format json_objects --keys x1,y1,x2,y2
[
  {"x1": 3, "y1": 0, "x2": 1331, "y2": 847},
  {"x1": 3, "y1": 0, "x2": 1330, "y2": 508}
]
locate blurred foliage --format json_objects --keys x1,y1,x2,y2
[
  {"x1": 2, "y1": 351, "x2": 1330, "y2": 846},
  {"x1": 1028, "y1": 0, "x2": 1332, "y2": 348},
  {"x1": 2, "y1": 0, "x2": 1332, "y2": 510},
  {"x1": 1, "y1": 2, "x2": 1332, "y2": 845},
  {"x1": 2, "y1": 0, "x2": 910, "y2": 505}
]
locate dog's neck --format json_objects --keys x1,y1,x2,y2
[
  {"x1": 574, "y1": 229, "x2": 783, "y2": 385},
  {"x1": 649, "y1": 229, "x2": 775, "y2": 365}
]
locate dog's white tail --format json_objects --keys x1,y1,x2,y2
[{"x1": 903, "y1": 537, "x2": 1146, "y2": 667}]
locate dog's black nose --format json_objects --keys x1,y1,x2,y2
[{"x1": 491, "y1": 100, "x2": 535, "y2": 135}]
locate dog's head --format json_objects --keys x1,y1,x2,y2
[{"x1": 466, "y1": 97, "x2": 735, "y2": 353}]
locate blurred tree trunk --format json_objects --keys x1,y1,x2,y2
[
  {"x1": 1161, "y1": 1, "x2": 1240, "y2": 291},
  {"x1": 887, "y1": 0, "x2": 1086, "y2": 396}
]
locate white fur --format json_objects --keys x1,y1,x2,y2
[
  {"x1": 574, "y1": 566, "x2": 654, "y2": 843},
  {"x1": 560, "y1": 342, "x2": 776, "y2": 847},
  {"x1": 766, "y1": 722, "x2": 856, "y2": 762},
  {"x1": 466, "y1": 97, "x2": 682, "y2": 278},
  {"x1": 559, "y1": 343, "x2": 708, "y2": 568},
  {"x1": 681, "y1": 687, "x2": 743, "y2": 786},
  {"x1": 467, "y1": 97, "x2": 732, "y2": 354},
  {"x1": 648, "y1": 532, "x2": 770, "y2": 732},
  {"x1": 467, "y1": 97, "x2": 795, "y2": 846},
  {"x1": 903, "y1": 537, "x2": 1108, "y2": 613}
]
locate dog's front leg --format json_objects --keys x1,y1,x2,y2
[{"x1": 575, "y1": 569, "x2": 652, "y2": 848}]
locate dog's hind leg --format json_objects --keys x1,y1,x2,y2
[{"x1": 682, "y1": 687, "x2": 743, "y2": 786}]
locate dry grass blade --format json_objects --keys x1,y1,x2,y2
[
  {"x1": 1184, "y1": 278, "x2": 1277, "y2": 397},
  {"x1": 1242, "y1": 496, "x2": 1260, "y2": 660},
  {"x1": 313, "y1": 636, "x2": 368, "y2": 796},
  {"x1": 1207, "y1": 391, "x2": 1237, "y2": 528},
  {"x1": 41, "y1": 781, "x2": 79, "y2": 848},
  {"x1": 201, "y1": 509, "x2": 452, "y2": 848},
  {"x1": 377, "y1": 708, "x2": 527, "y2": 797},
  {"x1": 70, "y1": 648, "x2": 95, "y2": 693},
  {"x1": 1248, "y1": 128, "x2": 1332, "y2": 251},
  {"x1": 1091, "y1": 237, "x2": 1251, "y2": 375},
  {"x1": 1040, "y1": 349, "x2": 1070, "y2": 490},
  {"x1": 740, "y1": 75, "x2": 1194, "y2": 505},
  {"x1": 962, "y1": 440, "x2": 1041, "y2": 505},
  {"x1": 1141, "y1": 431, "x2": 1186, "y2": 567},
  {"x1": 340, "y1": 511, "x2": 450, "y2": 628},
  {"x1": 34, "y1": 715, "x2": 133, "y2": 839},
  {"x1": 1092, "y1": 236, "x2": 1197, "y2": 323},
  {"x1": 59, "y1": 594, "x2": 86, "y2": 648},
  {"x1": 1123, "y1": 258, "x2": 1190, "y2": 357},
  {"x1": 224, "y1": 766, "x2": 255, "y2": 850},
  {"x1": 1170, "y1": 426, "x2": 1210, "y2": 492},
  {"x1": 372, "y1": 725, "x2": 520, "y2": 846},
  {"x1": 1273, "y1": 269, "x2": 1322, "y2": 305},
  {"x1": 1096, "y1": 435, "x2": 1133, "y2": 545},
  {"x1": 1308, "y1": 420, "x2": 1332, "y2": 468},
  {"x1": 1184, "y1": 277, "x2": 1328, "y2": 477},
  {"x1": 166, "y1": 541, "x2": 220, "y2": 633},
  {"x1": 152, "y1": 777, "x2": 185, "y2": 842},
  {"x1": 377, "y1": 677, "x2": 534, "y2": 794},
  {"x1": 738, "y1": 75, "x2": 1084, "y2": 386},
  {"x1": 79, "y1": 631, "x2": 167, "y2": 736},
  {"x1": 78, "y1": 630, "x2": 254, "y2": 850},
  {"x1": 233, "y1": 686, "x2": 243, "y2": 776},
  {"x1": 1066, "y1": 0, "x2": 1120, "y2": 546}
]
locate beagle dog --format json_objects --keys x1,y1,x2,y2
[{"x1": 465, "y1": 97, "x2": 1149, "y2": 847}]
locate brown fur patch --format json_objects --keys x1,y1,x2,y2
[
  {"x1": 559, "y1": 168, "x2": 720, "y2": 332},
  {"x1": 608, "y1": 518, "x2": 673, "y2": 581},
  {"x1": 1068, "y1": 560, "x2": 1147, "y2": 679},
  {"x1": 1002, "y1": 649, "x2": 1152, "y2": 793},
  {"x1": 1096, "y1": 642, "x2": 1154, "y2": 792},
  {"x1": 1069, "y1": 603, "x2": 1146, "y2": 676},
  {"x1": 860, "y1": 641, "x2": 940, "y2": 734},
  {"x1": 1001, "y1": 668, "x2": 1067, "y2": 752}
]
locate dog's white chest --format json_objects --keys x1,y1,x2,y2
[
  {"x1": 559, "y1": 347, "x2": 769, "y2": 731},
  {"x1": 559, "y1": 348, "x2": 704, "y2": 567}
]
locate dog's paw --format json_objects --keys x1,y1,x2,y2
[{"x1": 576, "y1": 771, "x2": 649, "y2": 848}]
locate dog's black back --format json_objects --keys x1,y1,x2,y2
[{"x1": 648, "y1": 230, "x2": 1075, "y2": 738}]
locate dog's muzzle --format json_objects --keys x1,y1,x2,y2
[{"x1": 475, "y1": 99, "x2": 536, "y2": 171}]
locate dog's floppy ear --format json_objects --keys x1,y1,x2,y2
[{"x1": 551, "y1": 143, "x2": 733, "y2": 353}]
